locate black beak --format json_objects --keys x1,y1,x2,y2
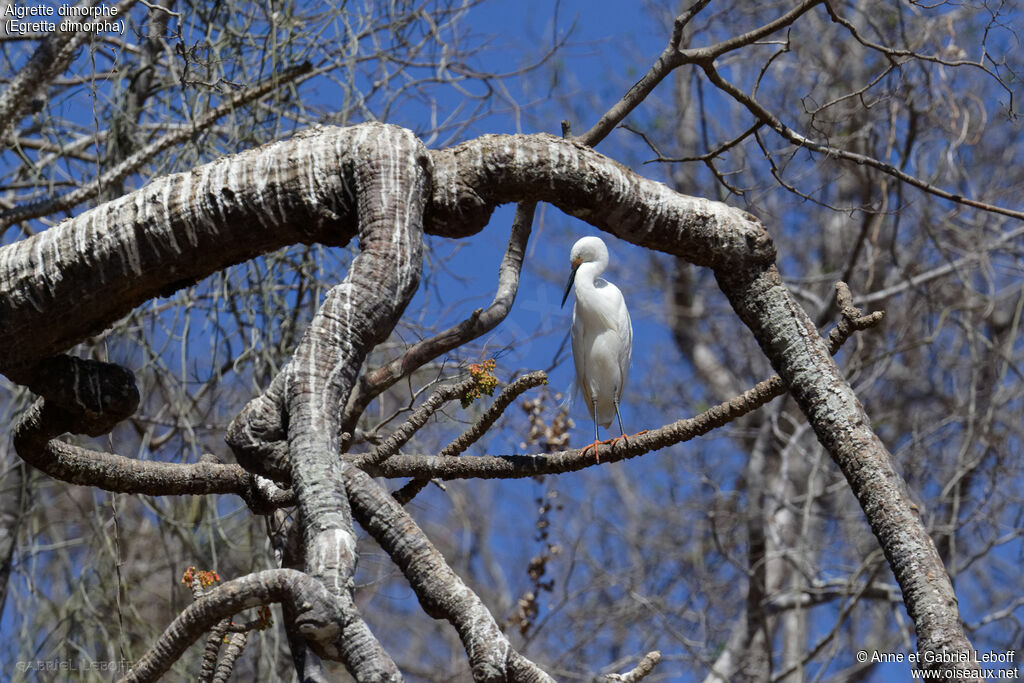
[{"x1": 561, "y1": 264, "x2": 580, "y2": 308}]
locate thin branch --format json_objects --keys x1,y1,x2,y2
[
  {"x1": 640, "y1": 121, "x2": 763, "y2": 164},
  {"x1": 13, "y1": 400, "x2": 294, "y2": 511},
  {"x1": 823, "y1": 1, "x2": 1014, "y2": 110},
  {"x1": 440, "y1": 371, "x2": 549, "y2": 457},
  {"x1": 342, "y1": 203, "x2": 535, "y2": 432},
  {"x1": 354, "y1": 376, "x2": 477, "y2": 468},
  {"x1": 605, "y1": 651, "x2": 662, "y2": 682},
  {"x1": 854, "y1": 224, "x2": 1024, "y2": 306},
  {"x1": 1, "y1": 61, "x2": 313, "y2": 230},
  {"x1": 391, "y1": 370, "x2": 548, "y2": 505},
  {"x1": 699, "y1": 61, "x2": 1024, "y2": 221},
  {"x1": 580, "y1": 0, "x2": 822, "y2": 145},
  {"x1": 0, "y1": 0, "x2": 141, "y2": 146},
  {"x1": 578, "y1": 0, "x2": 711, "y2": 145}
]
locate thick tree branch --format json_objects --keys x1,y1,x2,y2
[
  {"x1": 0, "y1": 128, "x2": 770, "y2": 379},
  {"x1": 13, "y1": 407, "x2": 293, "y2": 510},
  {"x1": 426, "y1": 133, "x2": 773, "y2": 267},
  {"x1": 0, "y1": 125, "x2": 374, "y2": 378},
  {"x1": 0, "y1": 122, "x2": 977, "y2": 675},
  {"x1": 274, "y1": 124, "x2": 430, "y2": 679}
]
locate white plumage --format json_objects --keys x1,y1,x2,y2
[{"x1": 561, "y1": 236, "x2": 632, "y2": 459}]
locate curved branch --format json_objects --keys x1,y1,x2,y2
[
  {"x1": 0, "y1": 126, "x2": 771, "y2": 379},
  {"x1": 0, "y1": 124, "x2": 378, "y2": 377},
  {"x1": 271, "y1": 124, "x2": 430, "y2": 679},
  {"x1": 426, "y1": 133, "x2": 773, "y2": 268},
  {"x1": 122, "y1": 569, "x2": 342, "y2": 683}
]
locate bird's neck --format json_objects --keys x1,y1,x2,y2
[{"x1": 574, "y1": 263, "x2": 605, "y2": 293}]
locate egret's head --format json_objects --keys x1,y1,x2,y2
[
  {"x1": 562, "y1": 236, "x2": 610, "y2": 307},
  {"x1": 568, "y1": 236, "x2": 609, "y2": 269}
]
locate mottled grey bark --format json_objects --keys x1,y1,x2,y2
[
  {"x1": 0, "y1": 123, "x2": 975, "y2": 677},
  {"x1": 345, "y1": 463, "x2": 554, "y2": 682},
  {"x1": 0, "y1": 125, "x2": 363, "y2": 379},
  {"x1": 277, "y1": 124, "x2": 430, "y2": 680}
]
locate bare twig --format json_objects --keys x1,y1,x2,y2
[
  {"x1": 0, "y1": 1, "x2": 141, "y2": 145},
  {"x1": 699, "y1": 61, "x2": 1024, "y2": 221},
  {"x1": 605, "y1": 651, "x2": 662, "y2": 682},
  {"x1": 391, "y1": 370, "x2": 548, "y2": 505}
]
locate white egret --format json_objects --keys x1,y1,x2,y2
[{"x1": 561, "y1": 236, "x2": 635, "y2": 461}]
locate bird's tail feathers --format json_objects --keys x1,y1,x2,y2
[{"x1": 560, "y1": 382, "x2": 578, "y2": 412}]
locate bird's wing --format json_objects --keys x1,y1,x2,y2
[
  {"x1": 616, "y1": 290, "x2": 632, "y2": 399},
  {"x1": 571, "y1": 302, "x2": 592, "y2": 414}
]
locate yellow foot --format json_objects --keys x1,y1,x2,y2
[
  {"x1": 580, "y1": 439, "x2": 603, "y2": 463},
  {"x1": 588, "y1": 430, "x2": 648, "y2": 461},
  {"x1": 619, "y1": 429, "x2": 648, "y2": 444}
]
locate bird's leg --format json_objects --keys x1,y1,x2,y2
[
  {"x1": 614, "y1": 399, "x2": 625, "y2": 439},
  {"x1": 602, "y1": 399, "x2": 629, "y2": 451},
  {"x1": 605, "y1": 399, "x2": 646, "y2": 450},
  {"x1": 579, "y1": 400, "x2": 603, "y2": 463}
]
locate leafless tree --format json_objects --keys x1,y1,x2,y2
[{"x1": 1, "y1": 1, "x2": 1021, "y2": 681}]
